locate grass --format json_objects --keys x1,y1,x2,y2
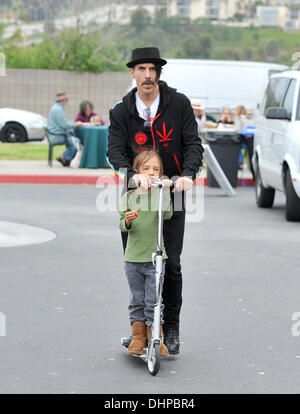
[{"x1": 0, "y1": 143, "x2": 63, "y2": 160}]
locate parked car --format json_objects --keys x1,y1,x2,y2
[
  {"x1": 0, "y1": 107, "x2": 47, "y2": 142},
  {"x1": 253, "y1": 70, "x2": 300, "y2": 221}
]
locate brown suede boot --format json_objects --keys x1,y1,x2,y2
[
  {"x1": 128, "y1": 322, "x2": 147, "y2": 355},
  {"x1": 146, "y1": 325, "x2": 169, "y2": 357}
]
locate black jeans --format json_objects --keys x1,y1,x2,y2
[{"x1": 121, "y1": 199, "x2": 185, "y2": 330}]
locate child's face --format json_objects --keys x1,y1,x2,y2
[{"x1": 139, "y1": 156, "x2": 161, "y2": 178}]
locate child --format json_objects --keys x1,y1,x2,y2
[{"x1": 118, "y1": 150, "x2": 173, "y2": 357}]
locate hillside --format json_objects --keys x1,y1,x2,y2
[{"x1": 1, "y1": 8, "x2": 297, "y2": 71}]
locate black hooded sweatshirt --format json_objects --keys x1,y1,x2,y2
[{"x1": 107, "y1": 81, "x2": 204, "y2": 186}]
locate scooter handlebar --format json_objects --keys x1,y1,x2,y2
[{"x1": 128, "y1": 178, "x2": 175, "y2": 190}]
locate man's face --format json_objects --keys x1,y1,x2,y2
[
  {"x1": 130, "y1": 63, "x2": 158, "y2": 96},
  {"x1": 222, "y1": 109, "x2": 231, "y2": 119}
]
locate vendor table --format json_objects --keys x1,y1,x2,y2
[{"x1": 75, "y1": 126, "x2": 109, "y2": 168}]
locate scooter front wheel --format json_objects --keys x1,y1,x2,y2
[{"x1": 147, "y1": 341, "x2": 160, "y2": 375}]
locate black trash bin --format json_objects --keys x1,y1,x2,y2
[{"x1": 205, "y1": 132, "x2": 242, "y2": 188}]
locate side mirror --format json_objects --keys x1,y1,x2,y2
[{"x1": 265, "y1": 107, "x2": 291, "y2": 120}]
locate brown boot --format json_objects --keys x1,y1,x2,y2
[
  {"x1": 128, "y1": 322, "x2": 146, "y2": 355},
  {"x1": 146, "y1": 325, "x2": 169, "y2": 357}
]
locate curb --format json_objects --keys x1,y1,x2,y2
[{"x1": 0, "y1": 175, "x2": 255, "y2": 186}]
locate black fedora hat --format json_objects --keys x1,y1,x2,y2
[{"x1": 126, "y1": 47, "x2": 167, "y2": 68}]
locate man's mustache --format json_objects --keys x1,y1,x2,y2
[{"x1": 142, "y1": 81, "x2": 154, "y2": 86}]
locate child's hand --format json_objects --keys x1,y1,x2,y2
[{"x1": 125, "y1": 210, "x2": 138, "y2": 228}]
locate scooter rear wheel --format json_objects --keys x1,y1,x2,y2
[{"x1": 147, "y1": 342, "x2": 160, "y2": 376}]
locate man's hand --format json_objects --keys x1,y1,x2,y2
[
  {"x1": 125, "y1": 210, "x2": 138, "y2": 229},
  {"x1": 161, "y1": 178, "x2": 173, "y2": 189},
  {"x1": 174, "y1": 177, "x2": 193, "y2": 192}
]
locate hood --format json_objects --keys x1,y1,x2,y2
[
  {"x1": 123, "y1": 81, "x2": 177, "y2": 116},
  {"x1": 0, "y1": 107, "x2": 46, "y2": 122}
]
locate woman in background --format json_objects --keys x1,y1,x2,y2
[
  {"x1": 75, "y1": 100, "x2": 105, "y2": 125},
  {"x1": 234, "y1": 105, "x2": 255, "y2": 178}
]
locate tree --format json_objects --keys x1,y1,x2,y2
[
  {"x1": 0, "y1": 23, "x2": 5, "y2": 40},
  {"x1": 264, "y1": 40, "x2": 280, "y2": 61},
  {"x1": 130, "y1": 7, "x2": 151, "y2": 34},
  {"x1": 177, "y1": 34, "x2": 212, "y2": 59},
  {"x1": 2, "y1": 26, "x2": 125, "y2": 73},
  {"x1": 233, "y1": 13, "x2": 245, "y2": 22}
]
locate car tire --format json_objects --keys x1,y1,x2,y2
[
  {"x1": 285, "y1": 168, "x2": 300, "y2": 222},
  {"x1": 255, "y1": 166, "x2": 275, "y2": 208},
  {"x1": 0, "y1": 123, "x2": 27, "y2": 143}
]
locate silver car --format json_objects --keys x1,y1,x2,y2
[{"x1": 0, "y1": 107, "x2": 47, "y2": 142}]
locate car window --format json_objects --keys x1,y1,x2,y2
[
  {"x1": 263, "y1": 77, "x2": 291, "y2": 115},
  {"x1": 268, "y1": 69, "x2": 281, "y2": 78},
  {"x1": 282, "y1": 79, "x2": 296, "y2": 118}
]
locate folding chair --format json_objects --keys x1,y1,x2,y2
[{"x1": 44, "y1": 127, "x2": 71, "y2": 167}]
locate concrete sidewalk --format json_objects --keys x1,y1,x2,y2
[
  {"x1": 0, "y1": 160, "x2": 114, "y2": 184},
  {"x1": 0, "y1": 160, "x2": 254, "y2": 185}
]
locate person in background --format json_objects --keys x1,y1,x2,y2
[
  {"x1": 75, "y1": 100, "x2": 105, "y2": 125},
  {"x1": 191, "y1": 99, "x2": 206, "y2": 133},
  {"x1": 219, "y1": 108, "x2": 234, "y2": 125},
  {"x1": 234, "y1": 105, "x2": 252, "y2": 133},
  {"x1": 47, "y1": 91, "x2": 82, "y2": 167},
  {"x1": 234, "y1": 105, "x2": 255, "y2": 178}
]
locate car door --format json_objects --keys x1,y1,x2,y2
[
  {"x1": 270, "y1": 79, "x2": 297, "y2": 190},
  {"x1": 259, "y1": 77, "x2": 290, "y2": 187}
]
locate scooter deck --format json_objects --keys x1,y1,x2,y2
[
  {"x1": 121, "y1": 338, "x2": 148, "y2": 362},
  {"x1": 121, "y1": 337, "x2": 169, "y2": 360}
]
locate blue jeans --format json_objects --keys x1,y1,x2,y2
[{"x1": 50, "y1": 135, "x2": 79, "y2": 161}]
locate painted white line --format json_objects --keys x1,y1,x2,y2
[{"x1": 0, "y1": 221, "x2": 56, "y2": 248}]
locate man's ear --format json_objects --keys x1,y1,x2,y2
[{"x1": 129, "y1": 68, "x2": 135, "y2": 79}]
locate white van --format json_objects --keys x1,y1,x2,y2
[
  {"x1": 253, "y1": 70, "x2": 300, "y2": 221},
  {"x1": 132, "y1": 59, "x2": 287, "y2": 117},
  {"x1": 163, "y1": 59, "x2": 288, "y2": 117}
]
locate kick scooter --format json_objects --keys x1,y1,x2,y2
[{"x1": 121, "y1": 180, "x2": 170, "y2": 375}]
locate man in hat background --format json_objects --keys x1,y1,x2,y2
[
  {"x1": 191, "y1": 98, "x2": 207, "y2": 132},
  {"x1": 47, "y1": 91, "x2": 83, "y2": 166},
  {"x1": 107, "y1": 47, "x2": 204, "y2": 354}
]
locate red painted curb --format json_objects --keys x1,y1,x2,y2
[
  {"x1": 0, "y1": 175, "x2": 255, "y2": 186},
  {"x1": 0, "y1": 175, "x2": 99, "y2": 184},
  {"x1": 238, "y1": 178, "x2": 255, "y2": 187}
]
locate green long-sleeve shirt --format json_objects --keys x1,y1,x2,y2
[{"x1": 118, "y1": 188, "x2": 173, "y2": 263}]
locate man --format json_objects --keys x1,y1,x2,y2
[
  {"x1": 191, "y1": 98, "x2": 207, "y2": 132},
  {"x1": 47, "y1": 91, "x2": 82, "y2": 166},
  {"x1": 219, "y1": 108, "x2": 234, "y2": 125},
  {"x1": 107, "y1": 47, "x2": 204, "y2": 354}
]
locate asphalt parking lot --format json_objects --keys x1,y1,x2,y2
[{"x1": 0, "y1": 184, "x2": 300, "y2": 394}]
